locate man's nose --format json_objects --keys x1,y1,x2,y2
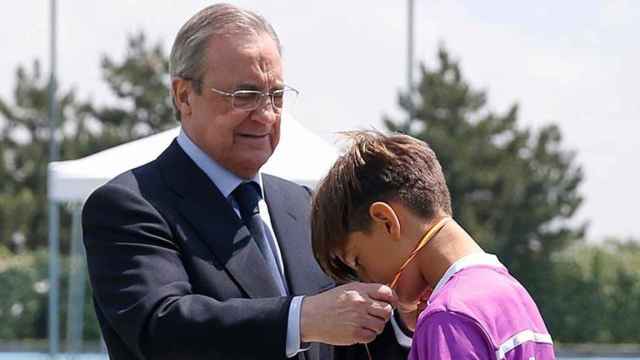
[{"x1": 250, "y1": 96, "x2": 278, "y2": 125}]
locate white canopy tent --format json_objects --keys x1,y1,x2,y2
[
  {"x1": 46, "y1": 114, "x2": 340, "y2": 354},
  {"x1": 48, "y1": 114, "x2": 339, "y2": 202}
]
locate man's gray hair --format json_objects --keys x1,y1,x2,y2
[{"x1": 169, "y1": 3, "x2": 281, "y2": 121}]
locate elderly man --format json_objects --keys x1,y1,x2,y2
[{"x1": 82, "y1": 4, "x2": 408, "y2": 360}]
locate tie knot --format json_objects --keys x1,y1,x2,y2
[{"x1": 233, "y1": 181, "x2": 262, "y2": 219}]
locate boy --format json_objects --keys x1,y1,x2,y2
[{"x1": 311, "y1": 131, "x2": 555, "y2": 359}]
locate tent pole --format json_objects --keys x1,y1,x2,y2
[
  {"x1": 48, "y1": 203, "x2": 60, "y2": 357},
  {"x1": 47, "y1": 0, "x2": 60, "y2": 357},
  {"x1": 66, "y1": 203, "x2": 86, "y2": 355},
  {"x1": 407, "y1": 0, "x2": 415, "y2": 123}
]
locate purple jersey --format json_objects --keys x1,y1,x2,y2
[{"x1": 408, "y1": 253, "x2": 555, "y2": 360}]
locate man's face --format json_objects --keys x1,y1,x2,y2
[{"x1": 179, "y1": 32, "x2": 283, "y2": 179}]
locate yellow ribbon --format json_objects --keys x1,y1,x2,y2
[
  {"x1": 389, "y1": 217, "x2": 451, "y2": 289},
  {"x1": 364, "y1": 217, "x2": 451, "y2": 360}
]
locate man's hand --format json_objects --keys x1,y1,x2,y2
[{"x1": 300, "y1": 282, "x2": 397, "y2": 345}]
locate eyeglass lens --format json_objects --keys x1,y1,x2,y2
[{"x1": 232, "y1": 90, "x2": 295, "y2": 111}]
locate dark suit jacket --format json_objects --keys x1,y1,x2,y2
[{"x1": 82, "y1": 140, "x2": 409, "y2": 360}]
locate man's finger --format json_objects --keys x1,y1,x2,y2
[
  {"x1": 353, "y1": 326, "x2": 377, "y2": 344},
  {"x1": 359, "y1": 315, "x2": 387, "y2": 336},
  {"x1": 366, "y1": 284, "x2": 398, "y2": 306},
  {"x1": 367, "y1": 301, "x2": 393, "y2": 321}
]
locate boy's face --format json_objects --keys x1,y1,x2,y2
[
  {"x1": 342, "y1": 229, "x2": 400, "y2": 285},
  {"x1": 340, "y1": 201, "x2": 434, "y2": 307}
]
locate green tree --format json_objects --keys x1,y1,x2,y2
[
  {"x1": 0, "y1": 32, "x2": 175, "y2": 251},
  {"x1": 385, "y1": 47, "x2": 585, "y2": 299},
  {"x1": 548, "y1": 239, "x2": 640, "y2": 343},
  {"x1": 0, "y1": 248, "x2": 101, "y2": 342},
  {"x1": 0, "y1": 60, "x2": 84, "y2": 250},
  {"x1": 601, "y1": 239, "x2": 640, "y2": 342},
  {"x1": 81, "y1": 31, "x2": 175, "y2": 150},
  {"x1": 0, "y1": 32, "x2": 176, "y2": 344}
]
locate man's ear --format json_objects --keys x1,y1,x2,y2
[
  {"x1": 369, "y1": 202, "x2": 401, "y2": 239},
  {"x1": 172, "y1": 78, "x2": 192, "y2": 118}
]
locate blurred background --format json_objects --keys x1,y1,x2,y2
[{"x1": 0, "y1": 0, "x2": 638, "y2": 358}]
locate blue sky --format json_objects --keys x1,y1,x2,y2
[{"x1": 1, "y1": 0, "x2": 638, "y2": 241}]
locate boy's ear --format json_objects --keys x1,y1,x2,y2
[{"x1": 369, "y1": 202, "x2": 401, "y2": 239}]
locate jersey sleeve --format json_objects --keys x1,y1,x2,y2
[{"x1": 409, "y1": 311, "x2": 494, "y2": 360}]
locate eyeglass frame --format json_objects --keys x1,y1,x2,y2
[{"x1": 184, "y1": 77, "x2": 299, "y2": 112}]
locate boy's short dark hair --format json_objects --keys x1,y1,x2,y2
[{"x1": 311, "y1": 130, "x2": 452, "y2": 282}]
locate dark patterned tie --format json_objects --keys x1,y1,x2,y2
[{"x1": 233, "y1": 182, "x2": 287, "y2": 295}]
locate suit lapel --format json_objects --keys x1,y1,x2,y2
[
  {"x1": 263, "y1": 175, "x2": 334, "y2": 296},
  {"x1": 158, "y1": 141, "x2": 282, "y2": 298}
]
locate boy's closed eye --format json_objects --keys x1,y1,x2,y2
[
  {"x1": 351, "y1": 257, "x2": 359, "y2": 271},
  {"x1": 350, "y1": 257, "x2": 371, "y2": 282}
]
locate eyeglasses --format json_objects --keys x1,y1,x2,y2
[{"x1": 209, "y1": 85, "x2": 299, "y2": 112}]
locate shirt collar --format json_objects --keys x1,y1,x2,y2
[
  {"x1": 177, "y1": 128, "x2": 263, "y2": 199},
  {"x1": 430, "y1": 252, "x2": 504, "y2": 301}
]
